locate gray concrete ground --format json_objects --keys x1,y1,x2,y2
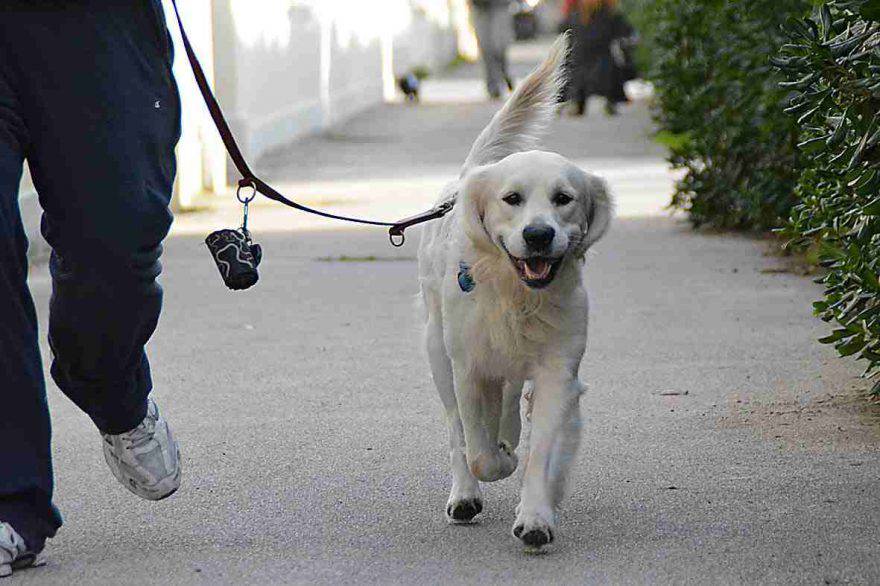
[{"x1": 17, "y1": 39, "x2": 880, "y2": 584}]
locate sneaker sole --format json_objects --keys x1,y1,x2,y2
[
  {"x1": 103, "y1": 444, "x2": 182, "y2": 501},
  {"x1": 1, "y1": 554, "x2": 43, "y2": 579}
]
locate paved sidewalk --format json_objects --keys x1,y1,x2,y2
[{"x1": 19, "y1": 39, "x2": 880, "y2": 584}]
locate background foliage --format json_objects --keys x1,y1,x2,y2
[
  {"x1": 624, "y1": 0, "x2": 880, "y2": 393},
  {"x1": 775, "y1": 0, "x2": 880, "y2": 392},
  {"x1": 633, "y1": 0, "x2": 811, "y2": 230}
]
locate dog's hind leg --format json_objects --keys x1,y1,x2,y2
[{"x1": 425, "y1": 310, "x2": 483, "y2": 524}]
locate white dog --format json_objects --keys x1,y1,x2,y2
[{"x1": 417, "y1": 36, "x2": 612, "y2": 549}]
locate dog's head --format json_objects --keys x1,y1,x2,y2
[{"x1": 461, "y1": 150, "x2": 611, "y2": 289}]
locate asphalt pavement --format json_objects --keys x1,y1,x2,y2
[{"x1": 16, "y1": 39, "x2": 879, "y2": 585}]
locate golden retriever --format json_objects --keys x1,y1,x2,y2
[{"x1": 417, "y1": 35, "x2": 612, "y2": 549}]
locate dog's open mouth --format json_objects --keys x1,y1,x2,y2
[{"x1": 510, "y1": 255, "x2": 563, "y2": 288}]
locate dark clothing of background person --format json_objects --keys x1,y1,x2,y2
[
  {"x1": 561, "y1": 0, "x2": 634, "y2": 115},
  {"x1": 0, "y1": 1, "x2": 180, "y2": 552}
]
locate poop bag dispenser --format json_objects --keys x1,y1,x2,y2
[
  {"x1": 205, "y1": 228, "x2": 262, "y2": 290},
  {"x1": 205, "y1": 181, "x2": 262, "y2": 290}
]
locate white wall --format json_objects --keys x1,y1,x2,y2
[
  {"x1": 392, "y1": 1, "x2": 460, "y2": 76},
  {"x1": 164, "y1": 0, "x2": 227, "y2": 209},
  {"x1": 210, "y1": 1, "x2": 335, "y2": 164},
  {"x1": 200, "y1": 0, "x2": 460, "y2": 185}
]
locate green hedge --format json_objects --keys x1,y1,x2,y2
[
  {"x1": 775, "y1": 1, "x2": 880, "y2": 392},
  {"x1": 641, "y1": 0, "x2": 810, "y2": 230},
  {"x1": 632, "y1": 0, "x2": 880, "y2": 392}
]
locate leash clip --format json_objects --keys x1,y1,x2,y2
[
  {"x1": 237, "y1": 178, "x2": 257, "y2": 240},
  {"x1": 388, "y1": 199, "x2": 455, "y2": 247},
  {"x1": 237, "y1": 178, "x2": 257, "y2": 204},
  {"x1": 389, "y1": 231, "x2": 405, "y2": 247}
]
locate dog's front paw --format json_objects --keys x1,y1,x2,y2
[
  {"x1": 469, "y1": 443, "x2": 518, "y2": 482},
  {"x1": 446, "y1": 496, "x2": 484, "y2": 524},
  {"x1": 512, "y1": 508, "x2": 556, "y2": 549}
]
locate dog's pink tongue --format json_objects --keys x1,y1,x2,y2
[{"x1": 524, "y1": 259, "x2": 551, "y2": 280}]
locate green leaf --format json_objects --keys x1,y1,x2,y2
[
  {"x1": 798, "y1": 135, "x2": 827, "y2": 154},
  {"x1": 862, "y1": 196, "x2": 880, "y2": 216},
  {"x1": 856, "y1": 171, "x2": 880, "y2": 196},
  {"x1": 797, "y1": 105, "x2": 822, "y2": 125},
  {"x1": 780, "y1": 72, "x2": 818, "y2": 89},
  {"x1": 848, "y1": 118, "x2": 877, "y2": 171},
  {"x1": 837, "y1": 336, "x2": 866, "y2": 357},
  {"x1": 653, "y1": 130, "x2": 693, "y2": 151},
  {"x1": 819, "y1": 328, "x2": 854, "y2": 344},
  {"x1": 820, "y1": 4, "x2": 832, "y2": 39},
  {"x1": 861, "y1": 1, "x2": 880, "y2": 22},
  {"x1": 826, "y1": 115, "x2": 848, "y2": 147}
]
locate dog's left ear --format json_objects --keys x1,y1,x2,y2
[{"x1": 573, "y1": 170, "x2": 613, "y2": 258}]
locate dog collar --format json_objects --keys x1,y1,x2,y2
[{"x1": 458, "y1": 262, "x2": 475, "y2": 293}]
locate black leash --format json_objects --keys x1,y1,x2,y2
[{"x1": 168, "y1": 0, "x2": 452, "y2": 251}]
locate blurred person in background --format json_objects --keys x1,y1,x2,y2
[
  {"x1": 470, "y1": 0, "x2": 515, "y2": 99},
  {"x1": 560, "y1": 0, "x2": 634, "y2": 116}
]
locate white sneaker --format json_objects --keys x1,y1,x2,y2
[
  {"x1": 102, "y1": 398, "x2": 181, "y2": 501},
  {"x1": 0, "y1": 523, "x2": 38, "y2": 579}
]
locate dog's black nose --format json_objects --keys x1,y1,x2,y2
[{"x1": 522, "y1": 224, "x2": 555, "y2": 250}]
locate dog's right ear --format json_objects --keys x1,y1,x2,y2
[
  {"x1": 570, "y1": 168, "x2": 613, "y2": 258},
  {"x1": 460, "y1": 166, "x2": 497, "y2": 252},
  {"x1": 581, "y1": 174, "x2": 613, "y2": 251}
]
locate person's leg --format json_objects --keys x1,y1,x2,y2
[
  {"x1": 489, "y1": 6, "x2": 514, "y2": 92},
  {"x1": 578, "y1": 55, "x2": 604, "y2": 116},
  {"x1": 562, "y1": 27, "x2": 586, "y2": 115},
  {"x1": 574, "y1": 81, "x2": 588, "y2": 116},
  {"x1": 605, "y1": 53, "x2": 629, "y2": 115},
  {"x1": 472, "y1": 8, "x2": 505, "y2": 98},
  {"x1": 0, "y1": 55, "x2": 62, "y2": 553},
  {"x1": 0, "y1": 2, "x2": 180, "y2": 435},
  {"x1": 569, "y1": 59, "x2": 588, "y2": 116}
]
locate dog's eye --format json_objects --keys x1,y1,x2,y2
[
  {"x1": 553, "y1": 193, "x2": 573, "y2": 206},
  {"x1": 502, "y1": 193, "x2": 523, "y2": 206}
]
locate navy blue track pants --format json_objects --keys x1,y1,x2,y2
[{"x1": 0, "y1": 1, "x2": 180, "y2": 551}]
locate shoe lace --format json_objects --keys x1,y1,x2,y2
[{"x1": 124, "y1": 413, "x2": 157, "y2": 450}]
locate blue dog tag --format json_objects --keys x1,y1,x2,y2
[{"x1": 458, "y1": 262, "x2": 475, "y2": 293}]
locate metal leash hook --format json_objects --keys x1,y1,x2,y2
[
  {"x1": 236, "y1": 177, "x2": 262, "y2": 274},
  {"x1": 237, "y1": 178, "x2": 256, "y2": 239},
  {"x1": 237, "y1": 177, "x2": 257, "y2": 205},
  {"x1": 389, "y1": 229, "x2": 406, "y2": 248},
  {"x1": 387, "y1": 199, "x2": 454, "y2": 248}
]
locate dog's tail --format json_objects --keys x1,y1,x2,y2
[{"x1": 461, "y1": 34, "x2": 569, "y2": 174}]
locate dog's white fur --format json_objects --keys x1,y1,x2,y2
[{"x1": 417, "y1": 35, "x2": 612, "y2": 548}]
